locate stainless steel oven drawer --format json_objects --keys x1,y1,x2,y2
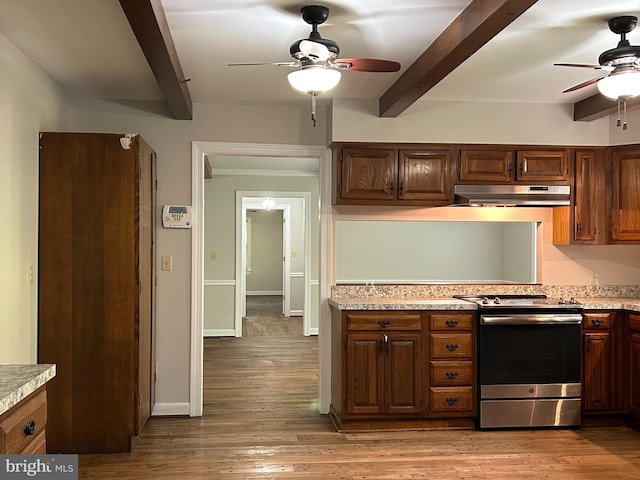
[{"x1": 479, "y1": 398, "x2": 581, "y2": 429}]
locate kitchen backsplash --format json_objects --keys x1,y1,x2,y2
[{"x1": 331, "y1": 284, "x2": 640, "y2": 299}]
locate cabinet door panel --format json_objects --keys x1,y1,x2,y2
[
  {"x1": 398, "y1": 150, "x2": 450, "y2": 201},
  {"x1": 346, "y1": 334, "x2": 384, "y2": 414},
  {"x1": 611, "y1": 150, "x2": 640, "y2": 242},
  {"x1": 583, "y1": 332, "x2": 610, "y2": 412},
  {"x1": 574, "y1": 150, "x2": 603, "y2": 243},
  {"x1": 630, "y1": 332, "x2": 640, "y2": 419},
  {"x1": 385, "y1": 334, "x2": 422, "y2": 414},
  {"x1": 340, "y1": 148, "x2": 396, "y2": 201},
  {"x1": 459, "y1": 150, "x2": 513, "y2": 182},
  {"x1": 516, "y1": 150, "x2": 569, "y2": 181}
]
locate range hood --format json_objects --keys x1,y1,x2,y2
[{"x1": 453, "y1": 185, "x2": 570, "y2": 207}]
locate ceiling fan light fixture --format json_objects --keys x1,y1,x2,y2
[
  {"x1": 287, "y1": 66, "x2": 341, "y2": 94},
  {"x1": 597, "y1": 67, "x2": 640, "y2": 99}
]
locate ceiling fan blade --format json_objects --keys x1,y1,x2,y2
[
  {"x1": 562, "y1": 76, "x2": 606, "y2": 93},
  {"x1": 554, "y1": 62, "x2": 603, "y2": 70},
  {"x1": 299, "y1": 40, "x2": 331, "y2": 61},
  {"x1": 228, "y1": 61, "x2": 299, "y2": 67},
  {"x1": 334, "y1": 58, "x2": 401, "y2": 72}
]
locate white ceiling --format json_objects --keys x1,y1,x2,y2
[{"x1": 1, "y1": 0, "x2": 639, "y2": 113}]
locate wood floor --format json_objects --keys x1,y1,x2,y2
[{"x1": 78, "y1": 319, "x2": 640, "y2": 479}]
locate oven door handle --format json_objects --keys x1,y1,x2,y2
[{"x1": 480, "y1": 314, "x2": 583, "y2": 325}]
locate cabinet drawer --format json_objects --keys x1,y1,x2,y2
[
  {"x1": 430, "y1": 313, "x2": 473, "y2": 331},
  {"x1": 345, "y1": 312, "x2": 422, "y2": 331},
  {"x1": 0, "y1": 389, "x2": 47, "y2": 454},
  {"x1": 430, "y1": 361, "x2": 473, "y2": 386},
  {"x1": 583, "y1": 312, "x2": 612, "y2": 330},
  {"x1": 630, "y1": 313, "x2": 640, "y2": 332},
  {"x1": 18, "y1": 430, "x2": 46, "y2": 454},
  {"x1": 430, "y1": 333, "x2": 473, "y2": 358},
  {"x1": 429, "y1": 387, "x2": 474, "y2": 413}
]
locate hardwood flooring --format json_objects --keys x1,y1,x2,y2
[{"x1": 78, "y1": 321, "x2": 640, "y2": 479}]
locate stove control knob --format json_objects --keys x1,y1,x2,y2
[
  {"x1": 482, "y1": 297, "x2": 489, "y2": 304},
  {"x1": 558, "y1": 297, "x2": 566, "y2": 305},
  {"x1": 570, "y1": 297, "x2": 577, "y2": 305},
  {"x1": 494, "y1": 297, "x2": 501, "y2": 304}
]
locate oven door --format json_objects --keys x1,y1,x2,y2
[{"x1": 477, "y1": 313, "x2": 582, "y2": 428}]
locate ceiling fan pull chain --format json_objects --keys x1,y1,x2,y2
[
  {"x1": 617, "y1": 98, "x2": 622, "y2": 127},
  {"x1": 623, "y1": 98, "x2": 628, "y2": 130},
  {"x1": 311, "y1": 92, "x2": 317, "y2": 127}
]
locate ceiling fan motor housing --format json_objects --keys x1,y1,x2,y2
[{"x1": 599, "y1": 16, "x2": 640, "y2": 66}]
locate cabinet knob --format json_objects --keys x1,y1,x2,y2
[
  {"x1": 592, "y1": 319, "x2": 604, "y2": 327},
  {"x1": 446, "y1": 343, "x2": 459, "y2": 351},
  {"x1": 445, "y1": 320, "x2": 458, "y2": 327},
  {"x1": 378, "y1": 320, "x2": 391, "y2": 328},
  {"x1": 23, "y1": 419, "x2": 36, "y2": 436},
  {"x1": 446, "y1": 371, "x2": 459, "y2": 378},
  {"x1": 445, "y1": 397, "x2": 459, "y2": 405}
]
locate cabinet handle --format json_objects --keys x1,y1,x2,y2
[
  {"x1": 592, "y1": 319, "x2": 604, "y2": 327},
  {"x1": 446, "y1": 371, "x2": 459, "y2": 378},
  {"x1": 445, "y1": 320, "x2": 458, "y2": 327},
  {"x1": 389, "y1": 181, "x2": 394, "y2": 193},
  {"x1": 383, "y1": 334, "x2": 389, "y2": 353},
  {"x1": 445, "y1": 397, "x2": 458, "y2": 405},
  {"x1": 378, "y1": 320, "x2": 391, "y2": 328},
  {"x1": 507, "y1": 163, "x2": 512, "y2": 180},
  {"x1": 586, "y1": 339, "x2": 592, "y2": 352},
  {"x1": 398, "y1": 181, "x2": 404, "y2": 195},
  {"x1": 518, "y1": 162, "x2": 524, "y2": 177},
  {"x1": 446, "y1": 344, "x2": 459, "y2": 351},
  {"x1": 23, "y1": 419, "x2": 36, "y2": 436}
]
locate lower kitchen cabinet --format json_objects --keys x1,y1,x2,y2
[
  {"x1": 426, "y1": 312, "x2": 476, "y2": 417},
  {"x1": 629, "y1": 313, "x2": 640, "y2": 420},
  {"x1": 0, "y1": 388, "x2": 48, "y2": 454},
  {"x1": 581, "y1": 312, "x2": 626, "y2": 418},
  {"x1": 330, "y1": 308, "x2": 476, "y2": 430}
]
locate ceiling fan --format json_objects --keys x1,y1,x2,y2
[
  {"x1": 555, "y1": 15, "x2": 640, "y2": 129},
  {"x1": 228, "y1": 5, "x2": 401, "y2": 126}
]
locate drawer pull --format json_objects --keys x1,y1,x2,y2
[
  {"x1": 445, "y1": 320, "x2": 458, "y2": 327},
  {"x1": 23, "y1": 419, "x2": 36, "y2": 436},
  {"x1": 446, "y1": 371, "x2": 459, "y2": 378},
  {"x1": 378, "y1": 320, "x2": 391, "y2": 328},
  {"x1": 445, "y1": 397, "x2": 459, "y2": 406},
  {"x1": 446, "y1": 343, "x2": 459, "y2": 351},
  {"x1": 591, "y1": 319, "x2": 604, "y2": 327}
]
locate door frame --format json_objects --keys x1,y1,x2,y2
[
  {"x1": 238, "y1": 196, "x2": 296, "y2": 335},
  {"x1": 190, "y1": 141, "x2": 332, "y2": 417}
]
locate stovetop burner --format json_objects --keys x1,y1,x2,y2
[{"x1": 453, "y1": 294, "x2": 583, "y2": 309}]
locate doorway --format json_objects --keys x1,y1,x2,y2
[{"x1": 191, "y1": 141, "x2": 332, "y2": 417}]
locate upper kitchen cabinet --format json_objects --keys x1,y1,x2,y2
[
  {"x1": 608, "y1": 147, "x2": 640, "y2": 243},
  {"x1": 458, "y1": 148, "x2": 570, "y2": 184},
  {"x1": 333, "y1": 143, "x2": 452, "y2": 206},
  {"x1": 38, "y1": 132, "x2": 156, "y2": 453},
  {"x1": 553, "y1": 149, "x2": 606, "y2": 245}
]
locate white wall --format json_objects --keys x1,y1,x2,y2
[
  {"x1": 246, "y1": 210, "x2": 284, "y2": 294},
  {"x1": 0, "y1": 34, "x2": 72, "y2": 363}
]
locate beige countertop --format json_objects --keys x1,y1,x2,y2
[
  {"x1": 0, "y1": 364, "x2": 56, "y2": 416},
  {"x1": 329, "y1": 297, "x2": 640, "y2": 312}
]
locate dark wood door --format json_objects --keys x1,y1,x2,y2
[
  {"x1": 573, "y1": 150, "x2": 604, "y2": 244},
  {"x1": 398, "y1": 149, "x2": 451, "y2": 202},
  {"x1": 583, "y1": 332, "x2": 611, "y2": 412},
  {"x1": 339, "y1": 147, "x2": 396, "y2": 201},
  {"x1": 385, "y1": 333, "x2": 422, "y2": 414},
  {"x1": 610, "y1": 150, "x2": 640, "y2": 243},
  {"x1": 346, "y1": 333, "x2": 384, "y2": 415},
  {"x1": 516, "y1": 150, "x2": 569, "y2": 182},
  {"x1": 459, "y1": 149, "x2": 513, "y2": 182}
]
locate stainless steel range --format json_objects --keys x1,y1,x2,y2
[{"x1": 454, "y1": 295, "x2": 584, "y2": 429}]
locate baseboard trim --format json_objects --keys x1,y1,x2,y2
[
  {"x1": 204, "y1": 328, "x2": 236, "y2": 337},
  {"x1": 152, "y1": 402, "x2": 190, "y2": 416}
]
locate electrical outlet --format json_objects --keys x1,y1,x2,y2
[
  {"x1": 161, "y1": 256, "x2": 172, "y2": 271},
  {"x1": 291, "y1": 250, "x2": 298, "y2": 258},
  {"x1": 27, "y1": 265, "x2": 33, "y2": 285},
  {"x1": 211, "y1": 251, "x2": 217, "y2": 260}
]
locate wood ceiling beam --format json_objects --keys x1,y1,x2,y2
[
  {"x1": 379, "y1": 0, "x2": 539, "y2": 118},
  {"x1": 573, "y1": 93, "x2": 640, "y2": 122},
  {"x1": 119, "y1": 0, "x2": 192, "y2": 120}
]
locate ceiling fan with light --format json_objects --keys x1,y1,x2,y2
[
  {"x1": 228, "y1": 5, "x2": 401, "y2": 126},
  {"x1": 555, "y1": 15, "x2": 640, "y2": 130}
]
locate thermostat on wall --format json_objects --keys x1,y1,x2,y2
[{"x1": 162, "y1": 205, "x2": 192, "y2": 228}]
